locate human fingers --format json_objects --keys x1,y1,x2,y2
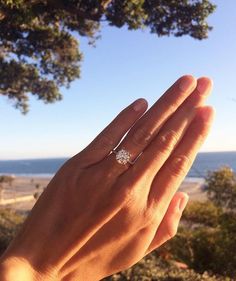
[
  {"x1": 148, "y1": 106, "x2": 215, "y2": 219},
  {"x1": 145, "y1": 192, "x2": 189, "y2": 255},
  {"x1": 105, "y1": 75, "x2": 196, "y2": 167},
  {"x1": 125, "y1": 77, "x2": 212, "y2": 183},
  {"x1": 76, "y1": 98, "x2": 148, "y2": 167},
  {"x1": 104, "y1": 76, "x2": 210, "y2": 175}
]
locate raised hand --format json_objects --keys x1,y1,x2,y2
[{"x1": 0, "y1": 75, "x2": 214, "y2": 281}]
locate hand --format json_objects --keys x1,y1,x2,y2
[{"x1": 0, "y1": 75, "x2": 214, "y2": 281}]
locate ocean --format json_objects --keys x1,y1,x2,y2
[{"x1": 0, "y1": 151, "x2": 235, "y2": 179}]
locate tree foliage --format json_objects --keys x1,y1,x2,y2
[
  {"x1": 182, "y1": 200, "x2": 221, "y2": 227},
  {"x1": 0, "y1": 0, "x2": 216, "y2": 113},
  {"x1": 0, "y1": 175, "x2": 15, "y2": 202},
  {"x1": 0, "y1": 208, "x2": 24, "y2": 255},
  {"x1": 0, "y1": 175, "x2": 15, "y2": 186},
  {"x1": 206, "y1": 166, "x2": 236, "y2": 210},
  {"x1": 171, "y1": 216, "x2": 236, "y2": 278},
  {"x1": 169, "y1": 166, "x2": 236, "y2": 278}
]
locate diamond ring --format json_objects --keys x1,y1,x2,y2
[{"x1": 111, "y1": 149, "x2": 135, "y2": 165}]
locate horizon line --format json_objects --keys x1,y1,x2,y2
[{"x1": 1, "y1": 150, "x2": 236, "y2": 161}]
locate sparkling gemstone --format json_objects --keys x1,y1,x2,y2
[{"x1": 116, "y1": 149, "x2": 131, "y2": 165}]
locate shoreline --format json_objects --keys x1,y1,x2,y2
[
  {"x1": 0, "y1": 175, "x2": 207, "y2": 213},
  {"x1": 0, "y1": 174, "x2": 205, "y2": 182}
]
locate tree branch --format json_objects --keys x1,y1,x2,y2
[{"x1": 47, "y1": 0, "x2": 112, "y2": 22}]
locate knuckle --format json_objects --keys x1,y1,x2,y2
[
  {"x1": 131, "y1": 127, "x2": 153, "y2": 147},
  {"x1": 97, "y1": 133, "x2": 115, "y2": 149},
  {"x1": 168, "y1": 154, "x2": 190, "y2": 177},
  {"x1": 166, "y1": 224, "x2": 178, "y2": 240},
  {"x1": 142, "y1": 206, "x2": 155, "y2": 224},
  {"x1": 114, "y1": 178, "x2": 136, "y2": 204},
  {"x1": 157, "y1": 130, "x2": 179, "y2": 153},
  {"x1": 168, "y1": 102, "x2": 177, "y2": 114},
  {"x1": 122, "y1": 187, "x2": 137, "y2": 205},
  {"x1": 198, "y1": 131, "x2": 209, "y2": 145},
  {"x1": 161, "y1": 99, "x2": 178, "y2": 114}
]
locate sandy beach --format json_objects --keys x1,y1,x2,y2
[
  {"x1": 0, "y1": 176, "x2": 50, "y2": 214},
  {"x1": 0, "y1": 176, "x2": 207, "y2": 214}
]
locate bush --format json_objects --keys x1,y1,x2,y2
[
  {"x1": 103, "y1": 252, "x2": 227, "y2": 281},
  {"x1": 182, "y1": 200, "x2": 221, "y2": 227},
  {"x1": 170, "y1": 219, "x2": 236, "y2": 278},
  {"x1": 206, "y1": 166, "x2": 236, "y2": 210},
  {"x1": 0, "y1": 208, "x2": 24, "y2": 255},
  {"x1": 168, "y1": 166, "x2": 236, "y2": 278}
]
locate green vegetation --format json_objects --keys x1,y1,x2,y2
[
  {"x1": 207, "y1": 166, "x2": 236, "y2": 210},
  {"x1": 169, "y1": 166, "x2": 236, "y2": 278},
  {"x1": 33, "y1": 192, "x2": 40, "y2": 200},
  {"x1": 104, "y1": 252, "x2": 228, "y2": 281},
  {"x1": 0, "y1": 175, "x2": 15, "y2": 202},
  {"x1": 0, "y1": 0, "x2": 216, "y2": 113},
  {"x1": 0, "y1": 208, "x2": 24, "y2": 255},
  {"x1": 0, "y1": 175, "x2": 14, "y2": 186}
]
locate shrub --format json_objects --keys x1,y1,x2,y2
[
  {"x1": 103, "y1": 252, "x2": 227, "y2": 281},
  {"x1": 168, "y1": 166, "x2": 236, "y2": 278},
  {"x1": 0, "y1": 208, "x2": 24, "y2": 255},
  {"x1": 170, "y1": 219, "x2": 236, "y2": 278},
  {"x1": 182, "y1": 200, "x2": 221, "y2": 227},
  {"x1": 206, "y1": 166, "x2": 236, "y2": 210}
]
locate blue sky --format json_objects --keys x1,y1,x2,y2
[{"x1": 1, "y1": 0, "x2": 236, "y2": 160}]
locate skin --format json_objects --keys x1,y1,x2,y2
[{"x1": 0, "y1": 75, "x2": 214, "y2": 281}]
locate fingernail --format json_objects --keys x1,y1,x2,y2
[
  {"x1": 197, "y1": 78, "x2": 213, "y2": 96},
  {"x1": 133, "y1": 98, "x2": 147, "y2": 112},
  {"x1": 178, "y1": 194, "x2": 189, "y2": 212},
  {"x1": 179, "y1": 76, "x2": 196, "y2": 92}
]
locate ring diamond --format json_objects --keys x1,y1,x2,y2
[{"x1": 112, "y1": 149, "x2": 134, "y2": 165}]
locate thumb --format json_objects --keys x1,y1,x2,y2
[{"x1": 145, "y1": 192, "x2": 189, "y2": 255}]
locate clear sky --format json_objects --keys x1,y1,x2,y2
[{"x1": 1, "y1": 0, "x2": 236, "y2": 160}]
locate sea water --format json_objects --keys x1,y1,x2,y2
[{"x1": 0, "y1": 151, "x2": 235, "y2": 180}]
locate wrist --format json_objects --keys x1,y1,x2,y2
[
  {"x1": 0, "y1": 256, "x2": 47, "y2": 281},
  {"x1": 0, "y1": 240, "x2": 60, "y2": 281}
]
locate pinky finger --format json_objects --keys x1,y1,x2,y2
[{"x1": 145, "y1": 192, "x2": 189, "y2": 255}]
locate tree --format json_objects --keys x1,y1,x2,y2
[
  {"x1": 0, "y1": 0, "x2": 216, "y2": 113},
  {"x1": 0, "y1": 175, "x2": 15, "y2": 186},
  {"x1": 206, "y1": 166, "x2": 236, "y2": 210},
  {"x1": 0, "y1": 175, "x2": 15, "y2": 203},
  {"x1": 0, "y1": 208, "x2": 24, "y2": 255}
]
